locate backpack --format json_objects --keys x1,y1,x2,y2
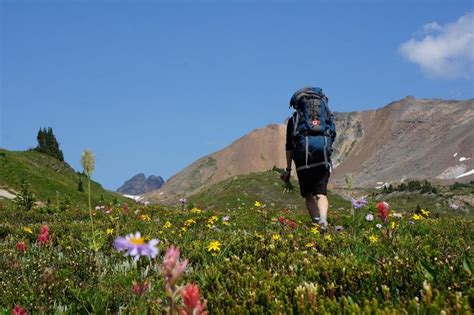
[{"x1": 289, "y1": 86, "x2": 336, "y2": 171}]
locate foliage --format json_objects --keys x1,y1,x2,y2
[
  {"x1": 0, "y1": 195, "x2": 472, "y2": 313},
  {"x1": 13, "y1": 180, "x2": 36, "y2": 211},
  {"x1": 35, "y1": 127, "x2": 64, "y2": 161}
]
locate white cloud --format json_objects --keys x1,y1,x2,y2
[{"x1": 400, "y1": 12, "x2": 474, "y2": 79}]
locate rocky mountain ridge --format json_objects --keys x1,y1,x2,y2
[{"x1": 117, "y1": 173, "x2": 165, "y2": 195}]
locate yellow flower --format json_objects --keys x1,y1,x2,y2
[
  {"x1": 191, "y1": 207, "x2": 202, "y2": 214},
  {"x1": 222, "y1": 221, "x2": 230, "y2": 226},
  {"x1": 184, "y1": 219, "x2": 196, "y2": 227},
  {"x1": 140, "y1": 214, "x2": 151, "y2": 221},
  {"x1": 23, "y1": 227, "x2": 33, "y2": 234},
  {"x1": 421, "y1": 209, "x2": 430, "y2": 217},
  {"x1": 181, "y1": 227, "x2": 187, "y2": 232},
  {"x1": 254, "y1": 201, "x2": 262, "y2": 207},
  {"x1": 207, "y1": 241, "x2": 221, "y2": 253},
  {"x1": 311, "y1": 227, "x2": 319, "y2": 235},
  {"x1": 208, "y1": 215, "x2": 218, "y2": 224},
  {"x1": 272, "y1": 234, "x2": 281, "y2": 241},
  {"x1": 412, "y1": 213, "x2": 423, "y2": 221},
  {"x1": 305, "y1": 242, "x2": 314, "y2": 248},
  {"x1": 391, "y1": 222, "x2": 398, "y2": 230},
  {"x1": 106, "y1": 228, "x2": 114, "y2": 235},
  {"x1": 325, "y1": 234, "x2": 332, "y2": 241},
  {"x1": 164, "y1": 221, "x2": 172, "y2": 228},
  {"x1": 369, "y1": 235, "x2": 378, "y2": 243}
]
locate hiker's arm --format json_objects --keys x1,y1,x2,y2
[{"x1": 286, "y1": 150, "x2": 293, "y2": 171}]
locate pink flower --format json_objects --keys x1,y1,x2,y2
[
  {"x1": 132, "y1": 280, "x2": 149, "y2": 296},
  {"x1": 162, "y1": 246, "x2": 188, "y2": 288},
  {"x1": 376, "y1": 201, "x2": 390, "y2": 222},
  {"x1": 16, "y1": 241, "x2": 27, "y2": 253},
  {"x1": 40, "y1": 225, "x2": 49, "y2": 235},
  {"x1": 123, "y1": 203, "x2": 130, "y2": 214},
  {"x1": 180, "y1": 283, "x2": 207, "y2": 315},
  {"x1": 38, "y1": 233, "x2": 49, "y2": 245},
  {"x1": 13, "y1": 305, "x2": 28, "y2": 315},
  {"x1": 288, "y1": 220, "x2": 297, "y2": 229}
]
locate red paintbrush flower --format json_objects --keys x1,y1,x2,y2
[
  {"x1": 13, "y1": 305, "x2": 28, "y2": 315},
  {"x1": 40, "y1": 225, "x2": 49, "y2": 235},
  {"x1": 180, "y1": 283, "x2": 207, "y2": 315},
  {"x1": 16, "y1": 241, "x2": 27, "y2": 253},
  {"x1": 38, "y1": 233, "x2": 49, "y2": 245},
  {"x1": 279, "y1": 216, "x2": 285, "y2": 225},
  {"x1": 376, "y1": 201, "x2": 390, "y2": 222}
]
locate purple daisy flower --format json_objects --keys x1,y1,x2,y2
[
  {"x1": 335, "y1": 225, "x2": 344, "y2": 232},
  {"x1": 114, "y1": 232, "x2": 159, "y2": 261},
  {"x1": 351, "y1": 196, "x2": 367, "y2": 209}
]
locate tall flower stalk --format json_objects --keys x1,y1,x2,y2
[{"x1": 81, "y1": 149, "x2": 96, "y2": 248}]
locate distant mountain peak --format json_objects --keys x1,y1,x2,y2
[{"x1": 117, "y1": 173, "x2": 164, "y2": 195}]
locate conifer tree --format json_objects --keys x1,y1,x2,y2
[{"x1": 35, "y1": 127, "x2": 64, "y2": 161}]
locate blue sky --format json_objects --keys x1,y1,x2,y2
[{"x1": 1, "y1": 0, "x2": 473, "y2": 190}]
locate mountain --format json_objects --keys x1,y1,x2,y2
[
  {"x1": 0, "y1": 148, "x2": 130, "y2": 206},
  {"x1": 117, "y1": 173, "x2": 165, "y2": 195},
  {"x1": 146, "y1": 97, "x2": 474, "y2": 205}
]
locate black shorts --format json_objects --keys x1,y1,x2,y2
[{"x1": 296, "y1": 165, "x2": 330, "y2": 197}]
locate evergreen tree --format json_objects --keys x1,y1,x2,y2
[
  {"x1": 35, "y1": 127, "x2": 64, "y2": 161},
  {"x1": 78, "y1": 177, "x2": 84, "y2": 192}
]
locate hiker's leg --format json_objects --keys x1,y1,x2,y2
[
  {"x1": 305, "y1": 193, "x2": 319, "y2": 223},
  {"x1": 316, "y1": 194, "x2": 328, "y2": 226}
]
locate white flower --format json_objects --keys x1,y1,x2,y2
[
  {"x1": 376, "y1": 224, "x2": 383, "y2": 229},
  {"x1": 366, "y1": 214, "x2": 374, "y2": 221}
]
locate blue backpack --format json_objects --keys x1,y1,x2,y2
[{"x1": 289, "y1": 87, "x2": 336, "y2": 171}]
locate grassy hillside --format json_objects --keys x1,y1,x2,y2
[
  {"x1": 0, "y1": 148, "x2": 130, "y2": 207},
  {"x1": 188, "y1": 170, "x2": 349, "y2": 212}
]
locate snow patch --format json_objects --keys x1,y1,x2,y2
[
  {"x1": 0, "y1": 189, "x2": 16, "y2": 200},
  {"x1": 459, "y1": 157, "x2": 470, "y2": 162},
  {"x1": 453, "y1": 153, "x2": 458, "y2": 157},
  {"x1": 436, "y1": 165, "x2": 467, "y2": 180},
  {"x1": 375, "y1": 182, "x2": 389, "y2": 189},
  {"x1": 455, "y1": 169, "x2": 474, "y2": 179},
  {"x1": 123, "y1": 194, "x2": 143, "y2": 202}
]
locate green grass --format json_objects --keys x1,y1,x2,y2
[{"x1": 0, "y1": 148, "x2": 130, "y2": 207}]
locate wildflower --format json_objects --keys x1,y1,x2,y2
[
  {"x1": 288, "y1": 220, "x2": 297, "y2": 229},
  {"x1": 279, "y1": 216, "x2": 285, "y2": 224},
  {"x1": 310, "y1": 226, "x2": 320, "y2": 235},
  {"x1": 191, "y1": 207, "x2": 202, "y2": 214},
  {"x1": 164, "y1": 221, "x2": 172, "y2": 229},
  {"x1": 351, "y1": 196, "x2": 367, "y2": 209},
  {"x1": 80, "y1": 149, "x2": 95, "y2": 177},
  {"x1": 179, "y1": 197, "x2": 187, "y2": 204},
  {"x1": 365, "y1": 214, "x2": 374, "y2": 221},
  {"x1": 140, "y1": 214, "x2": 151, "y2": 221},
  {"x1": 207, "y1": 241, "x2": 221, "y2": 253},
  {"x1": 305, "y1": 242, "x2": 314, "y2": 248},
  {"x1": 412, "y1": 213, "x2": 423, "y2": 221},
  {"x1": 376, "y1": 224, "x2": 383, "y2": 229},
  {"x1": 23, "y1": 227, "x2": 33, "y2": 234},
  {"x1": 132, "y1": 280, "x2": 149, "y2": 296},
  {"x1": 254, "y1": 201, "x2": 262, "y2": 207},
  {"x1": 222, "y1": 221, "x2": 230, "y2": 226},
  {"x1": 449, "y1": 204, "x2": 459, "y2": 210},
  {"x1": 272, "y1": 234, "x2": 281, "y2": 241},
  {"x1": 113, "y1": 232, "x2": 159, "y2": 261},
  {"x1": 181, "y1": 283, "x2": 208, "y2": 315},
  {"x1": 184, "y1": 219, "x2": 196, "y2": 227},
  {"x1": 222, "y1": 215, "x2": 230, "y2": 221},
  {"x1": 208, "y1": 216, "x2": 218, "y2": 224},
  {"x1": 37, "y1": 232, "x2": 49, "y2": 245},
  {"x1": 391, "y1": 221, "x2": 398, "y2": 229},
  {"x1": 16, "y1": 241, "x2": 27, "y2": 253},
  {"x1": 40, "y1": 225, "x2": 49, "y2": 235},
  {"x1": 369, "y1": 235, "x2": 378, "y2": 243},
  {"x1": 12, "y1": 305, "x2": 28, "y2": 315},
  {"x1": 106, "y1": 228, "x2": 114, "y2": 235},
  {"x1": 335, "y1": 225, "x2": 344, "y2": 232},
  {"x1": 376, "y1": 202, "x2": 390, "y2": 222},
  {"x1": 324, "y1": 234, "x2": 332, "y2": 241},
  {"x1": 162, "y1": 246, "x2": 188, "y2": 290},
  {"x1": 421, "y1": 209, "x2": 430, "y2": 217},
  {"x1": 123, "y1": 203, "x2": 130, "y2": 214}
]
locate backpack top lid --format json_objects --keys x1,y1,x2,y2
[{"x1": 289, "y1": 86, "x2": 325, "y2": 109}]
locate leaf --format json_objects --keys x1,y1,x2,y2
[
  {"x1": 419, "y1": 261, "x2": 434, "y2": 282},
  {"x1": 462, "y1": 256, "x2": 472, "y2": 276}
]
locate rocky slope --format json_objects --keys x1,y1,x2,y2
[{"x1": 146, "y1": 97, "x2": 473, "y2": 204}]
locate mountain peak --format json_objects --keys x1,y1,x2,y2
[{"x1": 117, "y1": 173, "x2": 164, "y2": 195}]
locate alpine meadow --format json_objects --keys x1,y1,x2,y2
[{"x1": 1, "y1": 2, "x2": 473, "y2": 314}]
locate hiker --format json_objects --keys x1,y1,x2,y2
[{"x1": 281, "y1": 87, "x2": 336, "y2": 230}]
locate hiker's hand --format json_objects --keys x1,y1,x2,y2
[{"x1": 280, "y1": 170, "x2": 291, "y2": 183}]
